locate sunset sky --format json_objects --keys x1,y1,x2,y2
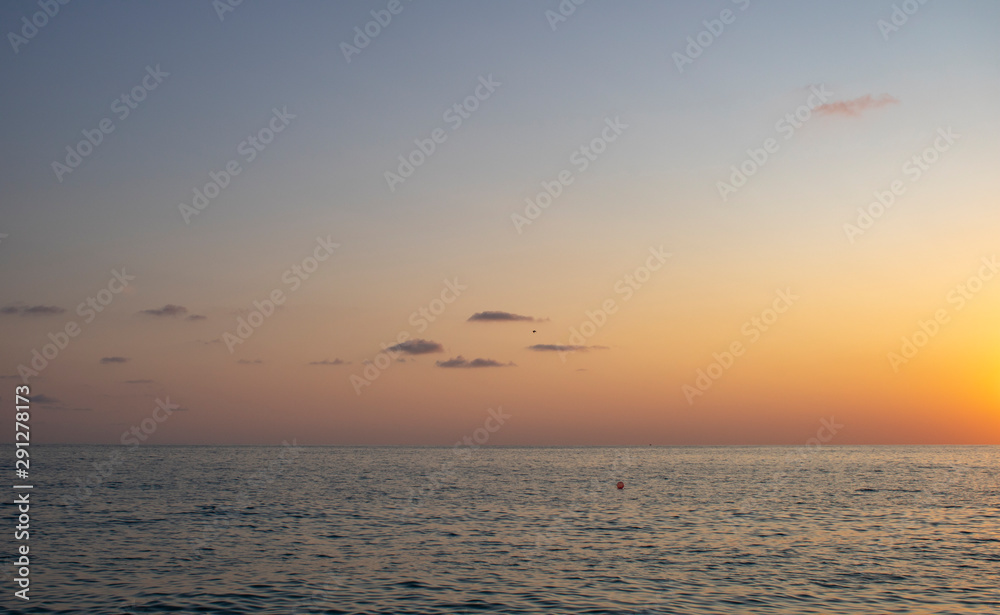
[{"x1": 1, "y1": 1, "x2": 998, "y2": 445}]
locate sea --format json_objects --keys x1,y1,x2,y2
[{"x1": 3, "y1": 445, "x2": 998, "y2": 614}]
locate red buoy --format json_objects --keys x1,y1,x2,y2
[{"x1": 616, "y1": 481, "x2": 624, "y2": 490}]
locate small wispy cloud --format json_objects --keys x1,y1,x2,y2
[
  {"x1": 528, "y1": 344, "x2": 606, "y2": 352},
  {"x1": 139, "y1": 304, "x2": 188, "y2": 317},
  {"x1": 100, "y1": 356, "x2": 129, "y2": 364},
  {"x1": 1, "y1": 304, "x2": 65, "y2": 316},
  {"x1": 436, "y1": 356, "x2": 516, "y2": 368},
  {"x1": 386, "y1": 339, "x2": 444, "y2": 355},
  {"x1": 124, "y1": 379, "x2": 153, "y2": 384},
  {"x1": 816, "y1": 94, "x2": 898, "y2": 117},
  {"x1": 26, "y1": 394, "x2": 90, "y2": 411},
  {"x1": 468, "y1": 311, "x2": 544, "y2": 322},
  {"x1": 237, "y1": 359, "x2": 263, "y2": 365},
  {"x1": 309, "y1": 358, "x2": 349, "y2": 366},
  {"x1": 186, "y1": 314, "x2": 207, "y2": 321}
]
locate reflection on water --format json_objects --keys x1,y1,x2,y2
[{"x1": 10, "y1": 445, "x2": 999, "y2": 614}]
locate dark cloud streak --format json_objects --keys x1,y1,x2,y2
[
  {"x1": 1, "y1": 304, "x2": 65, "y2": 316},
  {"x1": 139, "y1": 304, "x2": 188, "y2": 317},
  {"x1": 386, "y1": 339, "x2": 443, "y2": 355},
  {"x1": 815, "y1": 94, "x2": 898, "y2": 117},
  {"x1": 528, "y1": 344, "x2": 606, "y2": 352},
  {"x1": 468, "y1": 311, "x2": 542, "y2": 322},
  {"x1": 436, "y1": 356, "x2": 515, "y2": 368}
]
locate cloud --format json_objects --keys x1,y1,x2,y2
[
  {"x1": 23, "y1": 305, "x2": 66, "y2": 315},
  {"x1": 436, "y1": 356, "x2": 516, "y2": 368},
  {"x1": 26, "y1": 394, "x2": 90, "y2": 411},
  {"x1": 528, "y1": 344, "x2": 607, "y2": 352},
  {"x1": 468, "y1": 311, "x2": 543, "y2": 322},
  {"x1": 815, "y1": 94, "x2": 898, "y2": 117},
  {"x1": 186, "y1": 314, "x2": 207, "y2": 321},
  {"x1": 124, "y1": 379, "x2": 153, "y2": 384},
  {"x1": 100, "y1": 356, "x2": 129, "y2": 364},
  {"x1": 1, "y1": 304, "x2": 66, "y2": 316},
  {"x1": 237, "y1": 359, "x2": 263, "y2": 364},
  {"x1": 139, "y1": 304, "x2": 188, "y2": 317},
  {"x1": 309, "y1": 358, "x2": 349, "y2": 365},
  {"x1": 386, "y1": 339, "x2": 443, "y2": 355}
]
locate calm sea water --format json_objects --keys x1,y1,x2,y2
[{"x1": 3, "y1": 446, "x2": 998, "y2": 614}]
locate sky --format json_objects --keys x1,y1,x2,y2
[{"x1": 1, "y1": 0, "x2": 998, "y2": 445}]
